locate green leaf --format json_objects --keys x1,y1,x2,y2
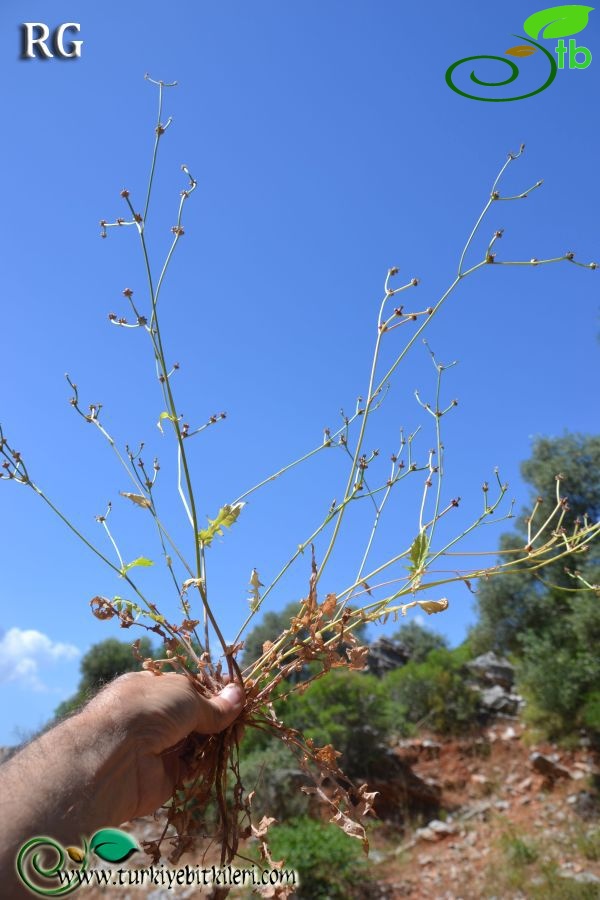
[
  {"x1": 121, "y1": 556, "x2": 154, "y2": 574},
  {"x1": 198, "y1": 502, "x2": 245, "y2": 547},
  {"x1": 523, "y1": 5, "x2": 593, "y2": 39},
  {"x1": 148, "y1": 611, "x2": 166, "y2": 624},
  {"x1": 112, "y1": 597, "x2": 142, "y2": 618},
  {"x1": 90, "y1": 828, "x2": 139, "y2": 863},
  {"x1": 408, "y1": 530, "x2": 429, "y2": 578},
  {"x1": 157, "y1": 410, "x2": 177, "y2": 433}
]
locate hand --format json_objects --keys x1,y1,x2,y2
[
  {"x1": 88, "y1": 671, "x2": 245, "y2": 820},
  {"x1": 0, "y1": 670, "x2": 244, "y2": 892}
]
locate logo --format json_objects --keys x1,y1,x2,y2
[
  {"x1": 446, "y1": 4, "x2": 593, "y2": 101},
  {"x1": 16, "y1": 829, "x2": 138, "y2": 896},
  {"x1": 20, "y1": 23, "x2": 83, "y2": 60}
]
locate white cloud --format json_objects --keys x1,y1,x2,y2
[{"x1": 0, "y1": 628, "x2": 80, "y2": 691}]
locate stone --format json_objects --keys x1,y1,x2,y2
[
  {"x1": 416, "y1": 819, "x2": 458, "y2": 841},
  {"x1": 467, "y1": 652, "x2": 515, "y2": 689},
  {"x1": 366, "y1": 748, "x2": 442, "y2": 823},
  {"x1": 559, "y1": 870, "x2": 600, "y2": 885},
  {"x1": 478, "y1": 684, "x2": 521, "y2": 716},
  {"x1": 366, "y1": 637, "x2": 410, "y2": 677},
  {"x1": 569, "y1": 790, "x2": 600, "y2": 820},
  {"x1": 515, "y1": 776, "x2": 533, "y2": 793},
  {"x1": 530, "y1": 752, "x2": 572, "y2": 781}
]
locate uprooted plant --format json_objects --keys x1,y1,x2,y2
[{"x1": 2, "y1": 76, "x2": 598, "y2": 890}]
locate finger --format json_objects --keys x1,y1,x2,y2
[{"x1": 195, "y1": 683, "x2": 245, "y2": 734}]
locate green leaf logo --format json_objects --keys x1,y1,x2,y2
[
  {"x1": 90, "y1": 829, "x2": 139, "y2": 864},
  {"x1": 523, "y1": 4, "x2": 594, "y2": 39}
]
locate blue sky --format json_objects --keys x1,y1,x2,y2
[{"x1": 0, "y1": 1, "x2": 597, "y2": 744}]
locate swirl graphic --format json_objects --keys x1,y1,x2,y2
[
  {"x1": 16, "y1": 837, "x2": 87, "y2": 896},
  {"x1": 445, "y1": 36, "x2": 557, "y2": 101}
]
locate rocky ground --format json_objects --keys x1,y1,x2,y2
[
  {"x1": 6, "y1": 652, "x2": 600, "y2": 897},
  {"x1": 367, "y1": 723, "x2": 600, "y2": 899},
  {"x1": 46, "y1": 720, "x2": 598, "y2": 898}
]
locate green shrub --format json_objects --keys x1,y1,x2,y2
[
  {"x1": 267, "y1": 817, "x2": 367, "y2": 899},
  {"x1": 281, "y1": 668, "x2": 391, "y2": 776},
  {"x1": 383, "y1": 646, "x2": 478, "y2": 735},
  {"x1": 239, "y1": 743, "x2": 310, "y2": 821},
  {"x1": 517, "y1": 595, "x2": 600, "y2": 742},
  {"x1": 500, "y1": 827, "x2": 539, "y2": 866},
  {"x1": 55, "y1": 637, "x2": 155, "y2": 719},
  {"x1": 391, "y1": 620, "x2": 448, "y2": 663}
]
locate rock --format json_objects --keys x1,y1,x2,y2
[
  {"x1": 421, "y1": 739, "x2": 442, "y2": 759},
  {"x1": 367, "y1": 637, "x2": 410, "y2": 676},
  {"x1": 471, "y1": 773, "x2": 489, "y2": 786},
  {"x1": 478, "y1": 684, "x2": 521, "y2": 716},
  {"x1": 567, "y1": 790, "x2": 600, "y2": 820},
  {"x1": 559, "y1": 870, "x2": 600, "y2": 885},
  {"x1": 416, "y1": 820, "x2": 457, "y2": 842},
  {"x1": 515, "y1": 776, "x2": 533, "y2": 793},
  {"x1": 530, "y1": 752, "x2": 572, "y2": 781},
  {"x1": 367, "y1": 748, "x2": 442, "y2": 823},
  {"x1": 500, "y1": 725, "x2": 517, "y2": 740},
  {"x1": 467, "y1": 652, "x2": 515, "y2": 689},
  {"x1": 460, "y1": 801, "x2": 491, "y2": 822}
]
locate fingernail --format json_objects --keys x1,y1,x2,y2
[{"x1": 221, "y1": 683, "x2": 244, "y2": 708}]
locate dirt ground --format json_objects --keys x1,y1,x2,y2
[{"x1": 49, "y1": 721, "x2": 600, "y2": 898}]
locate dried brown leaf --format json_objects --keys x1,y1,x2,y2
[
  {"x1": 90, "y1": 596, "x2": 115, "y2": 620},
  {"x1": 347, "y1": 645, "x2": 370, "y2": 670},
  {"x1": 417, "y1": 597, "x2": 449, "y2": 615},
  {"x1": 320, "y1": 593, "x2": 337, "y2": 617},
  {"x1": 315, "y1": 743, "x2": 342, "y2": 767},
  {"x1": 252, "y1": 815, "x2": 277, "y2": 839},
  {"x1": 119, "y1": 491, "x2": 152, "y2": 509},
  {"x1": 330, "y1": 810, "x2": 369, "y2": 852}
]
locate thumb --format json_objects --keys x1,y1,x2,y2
[{"x1": 196, "y1": 683, "x2": 245, "y2": 734}]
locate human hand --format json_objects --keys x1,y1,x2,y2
[
  {"x1": 85, "y1": 671, "x2": 245, "y2": 822},
  {"x1": 0, "y1": 671, "x2": 244, "y2": 895}
]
